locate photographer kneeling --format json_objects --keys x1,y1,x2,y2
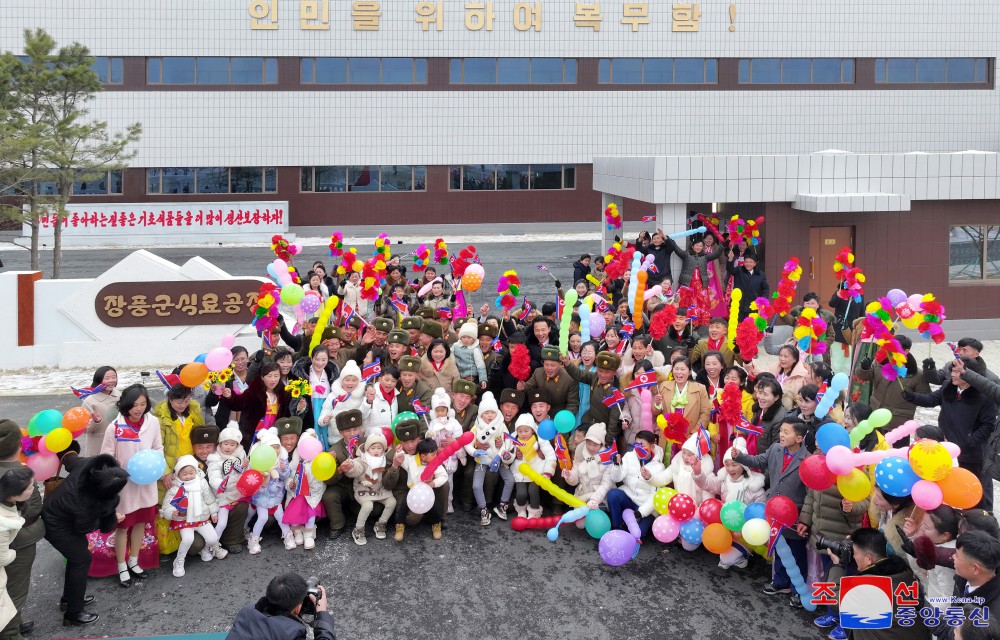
[{"x1": 226, "y1": 574, "x2": 335, "y2": 640}]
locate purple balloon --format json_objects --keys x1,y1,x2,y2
[
  {"x1": 588, "y1": 313, "x2": 606, "y2": 340},
  {"x1": 598, "y1": 529, "x2": 638, "y2": 567},
  {"x1": 886, "y1": 289, "x2": 908, "y2": 308},
  {"x1": 300, "y1": 291, "x2": 322, "y2": 315},
  {"x1": 623, "y1": 509, "x2": 642, "y2": 540}
]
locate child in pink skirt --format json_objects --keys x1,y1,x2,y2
[{"x1": 283, "y1": 428, "x2": 326, "y2": 550}]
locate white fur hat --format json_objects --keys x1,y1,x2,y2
[
  {"x1": 431, "y1": 387, "x2": 452, "y2": 411},
  {"x1": 255, "y1": 427, "x2": 279, "y2": 448},
  {"x1": 458, "y1": 321, "x2": 478, "y2": 340},
  {"x1": 366, "y1": 430, "x2": 387, "y2": 451},
  {"x1": 219, "y1": 423, "x2": 242, "y2": 445},
  {"x1": 340, "y1": 360, "x2": 362, "y2": 382},
  {"x1": 514, "y1": 414, "x2": 537, "y2": 433},
  {"x1": 585, "y1": 423, "x2": 607, "y2": 444},
  {"x1": 724, "y1": 436, "x2": 754, "y2": 473},
  {"x1": 174, "y1": 454, "x2": 199, "y2": 474},
  {"x1": 681, "y1": 433, "x2": 700, "y2": 456},
  {"x1": 478, "y1": 391, "x2": 499, "y2": 417}
]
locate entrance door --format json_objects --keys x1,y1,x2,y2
[{"x1": 808, "y1": 226, "x2": 855, "y2": 310}]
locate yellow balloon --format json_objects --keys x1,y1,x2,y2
[
  {"x1": 731, "y1": 289, "x2": 742, "y2": 302},
  {"x1": 909, "y1": 439, "x2": 953, "y2": 481},
  {"x1": 901, "y1": 315, "x2": 921, "y2": 329},
  {"x1": 519, "y1": 462, "x2": 585, "y2": 508},
  {"x1": 653, "y1": 487, "x2": 677, "y2": 515},
  {"x1": 837, "y1": 468, "x2": 872, "y2": 502},
  {"x1": 44, "y1": 427, "x2": 73, "y2": 453},
  {"x1": 311, "y1": 452, "x2": 337, "y2": 481}
]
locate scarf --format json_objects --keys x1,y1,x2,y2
[
  {"x1": 364, "y1": 452, "x2": 386, "y2": 483},
  {"x1": 379, "y1": 386, "x2": 397, "y2": 404},
  {"x1": 706, "y1": 337, "x2": 724, "y2": 351},
  {"x1": 431, "y1": 359, "x2": 445, "y2": 372},
  {"x1": 181, "y1": 478, "x2": 203, "y2": 523}
]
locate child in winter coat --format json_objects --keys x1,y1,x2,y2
[
  {"x1": 563, "y1": 423, "x2": 614, "y2": 510},
  {"x1": 427, "y1": 387, "x2": 466, "y2": 514},
  {"x1": 510, "y1": 414, "x2": 557, "y2": 520},
  {"x1": 246, "y1": 428, "x2": 292, "y2": 555},
  {"x1": 283, "y1": 430, "x2": 326, "y2": 550},
  {"x1": 344, "y1": 431, "x2": 397, "y2": 546},
  {"x1": 206, "y1": 424, "x2": 249, "y2": 542},
  {"x1": 662, "y1": 432, "x2": 715, "y2": 506},
  {"x1": 607, "y1": 430, "x2": 667, "y2": 538},
  {"x1": 464, "y1": 392, "x2": 516, "y2": 526},
  {"x1": 693, "y1": 436, "x2": 765, "y2": 568},
  {"x1": 360, "y1": 368, "x2": 399, "y2": 437},
  {"x1": 452, "y1": 322, "x2": 488, "y2": 389},
  {"x1": 318, "y1": 361, "x2": 365, "y2": 446},
  {"x1": 160, "y1": 455, "x2": 226, "y2": 578},
  {"x1": 398, "y1": 439, "x2": 449, "y2": 540}
]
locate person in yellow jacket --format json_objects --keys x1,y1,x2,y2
[{"x1": 152, "y1": 384, "x2": 206, "y2": 554}]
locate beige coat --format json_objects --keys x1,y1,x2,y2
[
  {"x1": 419, "y1": 356, "x2": 460, "y2": 393},
  {"x1": 652, "y1": 379, "x2": 712, "y2": 436},
  {"x1": 84, "y1": 389, "x2": 122, "y2": 456}
]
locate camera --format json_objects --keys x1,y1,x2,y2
[
  {"x1": 815, "y1": 535, "x2": 853, "y2": 566},
  {"x1": 300, "y1": 576, "x2": 322, "y2": 616}
]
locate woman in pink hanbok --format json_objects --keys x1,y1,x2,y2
[{"x1": 702, "y1": 232, "x2": 729, "y2": 318}]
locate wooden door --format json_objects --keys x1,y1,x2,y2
[{"x1": 808, "y1": 226, "x2": 855, "y2": 310}]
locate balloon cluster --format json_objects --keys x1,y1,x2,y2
[
  {"x1": 833, "y1": 247, "x2": 865, "y2": 303},
  {"x1": 496, "y1": 270, "x2": 520, "y2": 310},
  {"x1": 412, "y1": 244, "x2": 430, "y2": 271},
  {"x1": 771, "y1": 257, "x2": 802, "y2": 316},
  {"x1": 374, "y1": 233, "x2": 392, "y2": 261},
  {"x1": 627, "y1": 254, "x2": 649, "y2": 330},
  {"x1": 461, "y1": 263, "x2": 485, "y2": 292},
  {"x1": 604, "y1": 203, "x2": 621, "y2": 230},
  {"x1": 22, "y1": 408, "x2": 88, "y2": 479},
  {"x1": 794, "y1": 307, "x2": 828, "y2": 356},
  {"x1": 336, "y1": 247, "x2": 362, "y2": 275},
  {"x1": 433, "y1": 238, "x2": 449, "y2": 265},
  {"x1": 328, "y1": 231, "x2": 344, "y2": 258},
  {"x1": 726, "y1": 215, "x2": 763, "y2": 246},
  {"x1": 451, "y1": 245, "x2": 479, "y2": 280},
  {"x1": 204, "y1": 334, "x2": 237, "y2": 373},
  {"x1": 270, "y1": 235, "x2": 302, "y2": 283},
  {"x1": 604, "y1": 239, "x2": 623, "y2": 265}
]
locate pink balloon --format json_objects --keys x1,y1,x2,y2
[
  {"x1": 652, "y1": 515, "x2": 680, "y2": 543},
  {"x1": 297, "y1": 435, "x2": 323, "y2": 462},
  {"x1": 205, "y1": 347, "x2": 234, "y2": 373},
  {"x1": 220, "y1": 334, "x2": 236, "y2": 349},
  {"x1": 588, "y1": 314, "x2": 606, "y2": 340},
  {"x1": 26, "y1": 453, "x2": 60, "y2": 480},
  {"x1": 907, "y1": 293, "x2": 924, "y2": 307},
  {"x1": 884, "y1": 420, "x2": 921, "y2": 446},
  {"x1": 643, "y1": 285, "x2": 663, "y2": 301},
  {"x1": 911, "y1": 479, "x2": 944, "y2": 510},
  {"x1": 825, "y1": 445, "x2": 855, "y2": 476},
  {"x1": 36, "y1": 436, "x2": 52, "y2": 456},
  {"x1": 942, "y1": 442, "x2": 961, "y2": 458}
]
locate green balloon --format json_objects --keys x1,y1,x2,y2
[
  {"x1": 849, "y1": 419, "x2": 875, "y2": 448},
  {"x1": 392, "y1": 411, "x2": 419, "y2": 432},
  {"x1": 584, "y1": 508, "x2": 611, "y2": 539},
  {"x1": 29, "y1": 409, "x2": 63, "y2": 437},
  {"x1": 869, "y1": 408, "x2": 893, "y2": 429},
  {"x1": 249, "y1": 444, "x2": 278, "y2": 472},
  {"x1": 720, "y1": 500, "x2": 746, "y2": 532}
]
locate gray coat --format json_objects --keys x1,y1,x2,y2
[
  {"x1": 925, "y1": 357, "x2": 999, "y2": 386},
  {"x1": 664, "y1": 236, "x2": 725, "y2": 287},
  {"x1": 733, "y1": 443, "x2": 809, "y2": 539}
]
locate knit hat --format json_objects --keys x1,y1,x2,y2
[
  {"x1": 174, "y1": 454, "x2": 200, "y2": 474},
  {"x1": 585, "y1": 423, "x2": 607, "y2": 444},
  {"x1": 335, "y1": 409, "x2": 363, "y2": 432},
  {"x1": 340, "y1": 360, "x2": 362, "y2": 382},
  {"x1": 478, "y1": 391, "x2": 499, "y2": 418},
  {"x1": 431, "y1": 387, "x2": 452, "y2": 411},
  {"x1": 681, "y1": 433, "x2": 700, "y2": 456},
  {"x1": 218, "y1": 423, "x2": 242, "y2": 445},
  {"x1": 0, "y1": 420, "x2": 23, "y2": 460},
  {"x1": 365, "y1": 431, "x2": 388, "y2": 451},
  {"x1": 458, "y1": 322, "x2": 478, "y2": 340},
  {"x1": 514, "y1": 414, "x2": 537, "y2": 434},
  {"x1": 256, "y1": 427, "x2": 280, "y2": 448}
]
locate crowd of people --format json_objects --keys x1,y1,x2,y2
[{"x1": 0, "y1": 225, "x2": 998, "y2": 640}]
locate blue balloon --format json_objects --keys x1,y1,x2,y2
[
  {"x1": 775, "y1": 536, "x2": 818, "y2": 611},
  {"x1": 816, "y1": 372, "x2": 849, "y2": 419},
  {"x1": 744, "y1": 502, "x2": 765, "y2": 521},
  {"x1": 537, "y1": 420, "x2": 557, "y2": 441},
  {"x1": 679, "y1": 518, "x2": 705, "y2": 545},
  {"x1": 126, "y1": 449, "x2": 166, "y2": 486},
  {"x1": 194, "y1": 353, "x2": 207, "y2": 364},
  {"x1": 554, "y1": 410, "x2": 576, "y2": 434},
  {"x1": 875, "y1": 456, "x2": 920, "y2": 497},
  {"x1": 816, "y1": 423, "x2": 851, "y2": 453},
  {"x1": 266, "y1": 264, "x2": 279, "y2": 282}
]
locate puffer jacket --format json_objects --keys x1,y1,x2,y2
[
  {"x1": 610, "y1": 447, "x2": 667, "y2": 516},
  {"x1": 693, "y1": 465, "x2": 765, "y2": 505},
  {"x1": 798, "y1": 483, "x2": 869, "y2": 551},
  {"x1": 750, "y1": 402, "x2": 788, "y2": 454},
  {"x1": 565, "y1": 443, "x2": 614, "y2": 504},
  {"x1": 160, "y1": 473, "x2": 219, "y2": 523},
  {"x1": 207, "y1": 448, "x2": 248, "y2": 507}
]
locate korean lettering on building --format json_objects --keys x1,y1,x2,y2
[
  {"x1": 96, "y1": 280, "x2": 266, "y2": 328},
  {"x1": 37, "y1": 207, "x2": 285, "y2": 230},
  {"x1": 249, "y1": 1, "x2": 737, "y2": 32}
]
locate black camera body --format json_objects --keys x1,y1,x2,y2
[
  {"x1": 300, "y1": 576, "x2": 322, "y2": 616},
  {"x1": 815, "y1": 535, "x2": 853, "y2": 566}
]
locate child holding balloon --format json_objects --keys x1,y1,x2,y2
[
  {"x1": 427, "y1": 388, "x2": 466, "y2": 514},
  {"x1": 246, "y1": 428, "x2": 292, "y2": 555},
  {"x1": 283, "y1": 429, "x2": 327, "y2": 550}
]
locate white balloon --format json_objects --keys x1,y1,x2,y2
[{"x1": 406, "y1": 482, "x2": 435, "y2": 514}]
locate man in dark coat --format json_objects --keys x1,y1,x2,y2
[
  {"x1": 523, "y1": 346, "x2": 580, "y2": 416},
  {"x1": 635, "y1": 230, "x2": 673, "y2": 286},
  {"x1": 226, "y1": 573, "x2": 335, "y2": 640},
  {"x1": 931, "y1": 531, "x2": 1000, "y2": 640},
  {"x1": 0, "y1": 420, "x2": 42, "y2": 638},
  {"x1": 572, "y1": 255, "x2": 592, "y2": 285},
  {"x1": 726, "y1": 248, "x2": 770, "y2": 319}
]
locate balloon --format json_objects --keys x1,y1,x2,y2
[
  {"x1": 537, "y1": 420, "x2": 556, "y2": 441},
  {"x1": 622, "y1": 509, "x2": 642, "y2": 540},
  {"x1": 668, "y1": 494, "x2": 696, "y2": 522},
  {"x1": 652, "y1": 515, "x2": 681, "y2": 542},
  {"x1": 220, "y1": 334, "x2": 236, "y2": 349},
  {"x1": 311, "y1": 452, "x2": 337, "y2": 481},
  {"x1": 816, "y1": 423, "x2": 851, "y2": 454},
  {"x1": 698, "y1": 498, "x2": 723, "y2": 525},
  {"x1": 868, "y1": 408, "x2": 893, "y2": 429},
  {"x1": 392, "y1": 411, "x2": 419, "y2": 431},
  {"x1": 588, "y1": 313, "x2": 606, "y2": 340},
  {"x1": 61, "y1": 407, "x2": 91, "y2": 432},
  {"x1": 599, "y1": 530, "x2": 638, "y2": 566},
  {"x1": 848, "y1": 419, "x2": 876, "y2": 449},
  {"x1": 179, "y1": 362, "x2": 209, "y2": 388},
  {"x1": 741, "y1": 518, "x2": 770, "y2": 546},
  {"x1": 36, "y1": 435, "x2": 54, "y2": 456},
  {"x1": 764, "y1": 496, "x2": 799, "y2": 528},
  {"x1": 825, "y1": 445, "x2": 856, "y2": 476},
  {"x1": 886, "y1": 289, "x2": 908, "y2": 307},
  {"x1": 194, "y1": 353, "x2": 207, "y2": 364},
  {"x1": 462, "y1": 264, "x2": 485, "y2": 292},
  {"x1": 407, "y1": 482, "x2": 436, "y2": 514},
  {"x1": 911, "y1": 479, "x2": 944, "y2": 510},
  {"x1": 585, "y1": 508, "x2": 612, "y2": 539},
  {"x1": 553, "y1": 410, "x2": 576, "y2": 434},
  {"x1": 249, "y1": 445, "x2": 278, "y2": 472},
  {"x1": 280, "y1": 284, "x2": 305, "y2": 305},
  {"x1": 518, "y1": 462, "x2": 586, "y2": 508},
  {"x1": 653, "y1": 487, "x2": 677, "y2": 515},
  {"x1": 44, "y1": 427, "x2": 72, "y2": 453},
  {"x1": 875, "y1": 456, "x2": 920, "y2": 497},
  {"x1": 775, "y1": 536, "x2": 818, "y2": 612},
  {"x1": 938, "y1": 467, "x2": 983, "y2": 509},
  {"x1": 308, "y1": 295, "x2": 341, "y2": 358},
  {"x1": 205, "y1": 347, "x2": 234, "y2": 372},
  {"x1": 297, "y1": 435, "x2": 323, "y2": 462},
  {"x1": 420, "y1": 432, "x2": 474, "y2": 483},
  {"x1": 800, "y1": 454, "x2": 838, "y2": 490},
  {"x1": 720, "y1": 500, "x2": 746, "y2": 532},
  {"x1": 837, "y1": 468, "x2": 872, "y2": 502},
  {"x1": 299, "y1": 291, "x2": 322, "y2": 315},
  {"x1": 679, "y1": 518, "x2": 705, "y2": 545},
  {"x1": 547, "y1": 506, "x2": 590, "y2": 541},
  {"x1": 909, "y1": 439, "x2": 954, "y2": 481},
  {"x1": 815, "y1": 372, "x2": 849, "y2": 419},
  {"x1": 28, "y1": 409, "x2": 62, "y2": 437},
  {"x1": 885, "y1": 420, "x2": 922, "y2": 446},
  {"x1": 511, "y1": 515, "x2": 562, "y2": 532},
  {"x1": 26, "y1": 454, "x2": 60, "y2": 480},
  {"x1": 744, "y1": 502, "x2": 766, "y2": 521},
  {"x1": 703, "y1": 523, "x2": 734, "y2": 554},
  {"x1": 126, "y1": 449, "x2": 166, "y2": 485},
  {"x1": 236, "y1": 469, "x2": 264, "y2": 496}
]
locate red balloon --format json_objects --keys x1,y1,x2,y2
[
  {"x1": 698, "y1": 498, "x2": 723, "y2": 525},
  {"x1": 511, "y1": 516, "x2": 561, "y2": 531},
  {"x1": 236, "y1": 470, "x2": 264, "y2": 497},
  {"x1": 765, "y1": 495, "x2": 799, "y2": 528},
  {"x1": 668, "y1": 493, "x2": 696, "y2": 522},
  {"x1": 799, "y1": 454, "x2": 838, "y2": 491}
]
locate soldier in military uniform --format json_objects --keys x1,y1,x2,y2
[
  {"x1": 340, "y1": 315, "x2": 364, "y2": 350},
  {"x1": 478, "y1": 323, "x2": 504, "y2": 397},
  {"x1": 498, "y1": 388, "x2": 525, "y2": 434},
  {"x1": 401, "y1": 316, "x2": 423, "y2": 350},
  {"x1": 564, "y1": 351, "x2": 626, "y2": 451},
  {"x1": 321, "y1": 409, "x2": 364, "y2": 540},
  {"x1": 384, "y1": 329, "x2": 411, "y2": 368},
  {"x1": 185, "y1": 424, "x2": 250, "y2": 555},
  {"x1": 382, "y1": 417, "x2": 449, "y2": 540},
  {"x1": 418, "y1": 319, "x2": 442, "y2": 356},
  {"x1": 523, "y1": 346, "x2": 580, "y2": 417},
  {"x1": 396, "y1": 355, "x2": 433, "y2": 416}
]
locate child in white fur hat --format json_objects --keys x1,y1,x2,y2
[
  {"x1": 427, "y1": 387, "x2": 466, "y2": 514},
  {"x1": 318, "y1": 360, "x2": 365, "y2": 446},
  {"x1": 246, "y1": 427, "x2": 291, "y2": 555},
  {"x1": 207, "y1": 422, "x2": 249, "y2": 542},
  {"x1": 343, "y1": 430, "x2": 396, "y2": 546},
  {"x1": 464, "y1": 392, "x2": 516, "y2": 526},
  {"x1": 661, "y1": 432, "x2": 716, "y2": 506},
  {"x1": 510, "y1": 414, "x2": 556, "y2": 520},
  {"x1": 160, "y1": 455, "x2": 226, "y2": 578},
  {"x1": 563, "y1": 422, "x2": 614, "y2": 510},
  {"x1": 452, "y1": 321, "x2": 488, "y2": 389}
]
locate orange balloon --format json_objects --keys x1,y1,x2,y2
[
  {"x1": 702, "y1": 522, "x2": 734, "y2": 554},
  {"x1": 937, "y1": 467, "x2": 983, "y2": 509},
  {"x1": 62, "y1": 406, "x2": 91, "y2": 431},
  {"x1": 179, "y1": 362, "x2": 209, "y2": 388}
]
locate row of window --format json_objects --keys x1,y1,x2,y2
[
  {"x1": 949, "y1": 225, "x2": 1000, "y2": 282},
  {"x1": 449, "y1": 165, "x2": 575, "y2": 191},
  {"x1": 300, "y1": 166, "x2": 427, "y2": 192},
  {"x1": 146, "y1": 168, "x2": 277, "y2": 194},
  {"x1": 86, "y1": 56, "x2": 993, "y2": 86},
  {"x1": 2, "y1": 170, "x2": 123, "y2": 196}
]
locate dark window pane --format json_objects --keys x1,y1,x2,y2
[
  {"x1": 738, "y1": 59, "x2": 750, "y2": 83},
  {"x1": 415, "y1": 58, "x2": 427, "y2": 83},
  {"x1": 843, "y1": 59, "x2": 854, "y2": 83},
  {"x1": 887, "y1": 58, "x2": 916, "y2": 82},
  {"x1": 750, "y1": 59, "x2": 780, "y2": 83},
  {"x1": 950, "y1": 225, "x2": 983, "y2": 280},
  {"x1": 462, "y1": 164, "x2": 496, "y2": 190},
  {"x1": 413, "y1": 166, "x2": 426, "y2": 191},
  {"x1": 264, "y1": 167, "x2": 276, "y2": 192},
  {"x1": 110, "y1": 170, "x2": 123, "y2": 194},
  {"x1": 565, "y1": 59, "x2": 577, "y2": 83},
  {"x1": 705, "y1": 59, "x2": 717, "y2": 83},
  {"x1": 987, "y1": 226, "x2": 1000, "y2": 280},
  {"x1": 315, "y1": 167, "x2": 346, "y2": 192},
  {"x1": 917, "y1": 58, "x2": 946, "y2": 83},
  {"x1": 531, "y1": 164, "x2": 563, "y2": 189},
  {"x1": 196, "y1": 167, "x2": 229, "y2": 193},
  {"x1": 315, "y1": 58, "x2": 346, "y2": 84},
  {"x1": 496, "y1": 165, "x2": 529, "y2": 190},
  {"x1": 811, "y1": 58, "x2": 842, "y2": 83},
  {"x1": 449, "y1": 167, "x2": 461, "y2": 190},
  {"x1": 598, "y1": 59, "x2": 610, "y2": 83},
  {"x1": 612, "y1": 59, "x2": 642, "y2": 84},
  {"x1": 349, "y1": 58, "x2": 380, "y2": 83},
  {"x1": 946, "y1": 58, "x2": 975, "y2": 82},
  {"x1": 675, "y1": 58, "x2": 707, "y2": 83},
  {"x1": 147, "y1": 169, "x2": 162, "y2": 194},
  {"x1": 449, "y1": 59, "x2": 462, "y2": 83},
  {"x1": 382, "y1": 58, "x2": 413, "y2": 84},
  {"x1": 975, "y1": 59, "x2": 988, "y2": 82},
  {"x1": 196, "y1": 58, "x2": 229, "y2": 84},
  {"x1": 643, "y1": 58, "x2": 672, "y2": 83},
  {"x1": 162, "y1": 57, "x2": 195, "y2": 84},
  {"x1": 147, "y1": 58, "x2": 162, "y2": 83},
  {"x1": 110, "y1": 57, "x2": 123, "y2": 84},
  {"x1": 531, "y1": 58, "x2": 564, "y2": 84},
  {"x1": 498, "y1": 58, "x2": 529, "y2": 84},
  {"x1": 91, "y1": 57, "x2": 110, "y2": 83},
  {"x1": 380, "y1": 165, "x2": 412, "y2": 191},
  {"x1": 231, "y1": 57, "x2": 263, "y2": 84},
  {"x1": 348, "y1": 166, "x2": 378, "y2": 191},
  {"x1": 231, "y1": 167, "x2": 263, "y2": 193},
  {"x1": 781, "y1": 59, "x2": 810, "y2": 84},
  {"x1": 301, "y1": 168, "x2": 313, "y2": 192},
  {"x1": 875, "y1": 59, "x2": 885, "y2": 82},
  {"x1": 35, "y1": 180, "x2": 58, "y2": 196},
  {"x1": 74, "y1": 172, "x2": 109, "y2": 195},
  {"x1": 563, "y1": 166, "x2": 575, "y2": 189},
  {"x1": 264, "y1": 58, "x2": 277, "y2": 84},
  {"x1": 162, "y1": 168, "x2": 195, "y2": 194},
  {"x1": 464, "y1": 58, "x2": 496, "y2": 84},
  {"x1": 301, "y1": 58, "x2": 315, "y2": 83}
]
